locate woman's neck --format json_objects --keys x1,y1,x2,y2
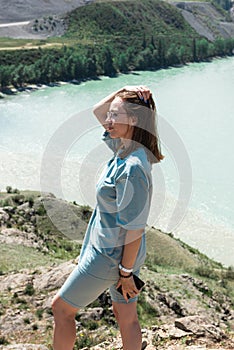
[{"x1": 120, "y1": 138, "x2": 132, "y2": 149}]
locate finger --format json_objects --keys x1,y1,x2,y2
[
  {"x1": 116, "y1": 280, "x2": 121, "y2": 289},
  {"x1": 123, "y1": 291, "x2": 129, "y2": 303},
  {"x1": 138, "y1": 87, "x2": 151, "y2": 101}
]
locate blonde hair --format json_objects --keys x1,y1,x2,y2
[{"x1": 116, "y1": 90, "x2": 164, "y2": 163}]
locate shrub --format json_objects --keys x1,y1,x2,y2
[
  {"x1": 28, "y1": 197, "x2": 34, "y2": 208},
  {"x1": 75, "y1": 333, "x2": 94, "y2": 348},
  {"x1": 80, "y1": 319, "x2": 98, "y2": 330},
  {"x1": 24, "y1": 283, "x2": 35, "y2": 296},
  {"x1": 80, "y1": 205, "x2": 92, "y2": 223},
  {"x1": 6, "y1": 186, "x2": 12, "y2": 193},
  {"x1": 0, "y1": 336, "x2": 9, "y2": 345},
  {"x1": 2, "y1": 199, "x2": 10, "y2": 206},
  {"x1": 36, "y1": 204, "x2": 46, "y2": 216},
  {"x1": 23, "y1": 317, "x2": 30, "y2": 324},
  {"x1": 35, "y1": 308, "x2": 44, "y2": 320},
  {"x1": 194, "y1": 265, "x2": 218, "y2": 280},
  {"x1": 32, "y1": 323, "x2": 38, "y2": 331},
  {"x1": 12, "y1": 194, "x2": 25, "y2": 205},
  {"x1": 225, "y1": 266, "x2": 234, "y2": 280}
]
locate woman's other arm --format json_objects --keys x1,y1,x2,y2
[
  {"x1": 116, "y1": 229, "x2": 144, "y2": 302},
  {"x1": 121, "y1": 229, "x2": 144, "y2": 270}
]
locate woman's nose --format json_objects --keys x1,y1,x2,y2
[{"x1": 105, "y1": 114, "x2": 112, "y2": 123}]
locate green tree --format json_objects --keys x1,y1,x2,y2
[
  {"x1": 58, "y1": 58, "x2": 67, "y2": 81},
  {"x1": 0, "y1": 66, "x2": 12, "y2": 88},
  {"x1": 117, "y1": 53, "x2": 128, "y2": 73},
  {"x1": 165, "y1": 43, "x2": 179, "y2": 66},
  {"x1": 214, "y1": 38, "x2": 225, "y2": 55},
  {"x1": 192, "y1": 38, "x2": 198, "y2": 62},
  {"x1": 102, "y1": 47, "x2": 116, "y2": 76},
  {"x1": 151, "y1": 49, "x2": 160, "y2": 69},
  {"x1": 224, "y1": 38, "x2": 234, "y2": 55},
  {"x1": 197, "y1": 38, "x2": 209, "y2": 60},
  {"x1": 85, "y1": 55, "x2": 97, "y2": 77},
  {"x1": 12, "y1": 64, "x2": 25, "y2": 87},
  {"x1": 71, "y1": 54, "x2": 85, "y2": 79},
  {"x1": 158, "y1": 37, "x2": 166, "y2": 67}
]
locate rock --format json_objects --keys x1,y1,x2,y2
[
  {"x1": 33, "y1": 260, "x2": 76, "y2": 290},
  {"x1": 79, "y1": 307, "x2": 104, "y2": 321},
  {"x1": 204, "y1": 324, "x2": 226, "y2": 341},
  {"x1": 0, "y1": 208, "x2": 10, "y2": 222},
  {"x1": 175, "y1": 315, "x2": 209, "y2": 335},
  {"x1": 0, "y1": 271, "x2": 32, "y2": 292},
  {"x1": 155, "y1": 323, "x2": 190, "y2": 340},
  {"x1": 0, "y1": 227, "x2": 41, "y2": 248},
  {"x1": 2, "y1": 206, "x2": 15, "y2": 214},
  {"x1": 174, "y1": 315, "x2": 226, "y2": 341},
  {"x1": 1, "y1": 309, "x2": 33, "y2": 334},
  {"x1": 0, "y1": 345, "x2": 48, "y2": 350}
]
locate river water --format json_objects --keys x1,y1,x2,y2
[{"x1": 0, "y1": 57, "x2": 234, "y2": 266}]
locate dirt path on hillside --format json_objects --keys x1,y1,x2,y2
[
  {"x1": 0, "y1": 21, "x2": 30, "y2": 28},
  {"x1": 0, "y1": 42, "x2": 63, "y2": 51}
]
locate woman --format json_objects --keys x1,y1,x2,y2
[{"x1": 52, "y1": 85, "x2": 163, "y2": 350}]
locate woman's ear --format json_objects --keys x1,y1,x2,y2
[{"x1": 130, "y1": 116, "x2": 137, "y2": 126}]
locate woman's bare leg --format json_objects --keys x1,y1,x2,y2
[
  {"x1": 52, "y1": 295, "x2": 79, "y2": 350},
  {"x1": 112, "y1": 301, "x2": 142, "y2": 350}
]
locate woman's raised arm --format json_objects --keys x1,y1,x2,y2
[
  {"x1": 93, "y1": 88, "x2": 124, "y2": 126},
  {"x1": 92, "y1": 85, "x2": 151, "y2": 126}
]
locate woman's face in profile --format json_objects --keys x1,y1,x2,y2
[{"x1": 105, "y1": 97, "x2": 134, "y2": 139}]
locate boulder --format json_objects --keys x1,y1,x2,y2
[
  {"x1": 174, "y1": 315, "x2": 226, "y2": 340},
  {"x1": 33, "y1": 260, "x2": 76, "y2": 290},
  {"x1": 0, "y1": 271, "x2": 32, "y2": 292},
  {"x1": 175, "y1": 315, "x2": 209, "y2": 335},
  {"x1": 0, "y1": 227, "x2": 40, "y2": 248},
  {"x1": 0, "y1": 208, "x2": 9, "y2": 222},
  {"x1": 0, "y1": 345, "x2": 48, "y2": 350},
  {"x1": 155, "y1": 323, "x2": 190, "y2": 340}
]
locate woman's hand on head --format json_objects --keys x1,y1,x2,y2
[{"x1": 122, "y1": 85, "x2": 152, "y2": 102}]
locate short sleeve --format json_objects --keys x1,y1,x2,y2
[
  {"x1": 115, "y1": 165, "x2": 150, "y2": 230},
  {"x1": 102, "y1": 130, "x2": 121, "y2": 152}
]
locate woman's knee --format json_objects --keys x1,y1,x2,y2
[
  {"x1": 112, "y1": 301, "x2": 138, "y2": 326},
  {"x1": 51, "y1": 295, "x2": 78, "y2": 322}
]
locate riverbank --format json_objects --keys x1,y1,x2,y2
[
  {"x1": 0, "y1": 79, "x2": 91, "y2": 97},
  {"x1": 0, "y1": 54, "x2": 231, "y2": 98},
  {"x1": 1, "y1": 0, "x2": 234, "y2": 90}
]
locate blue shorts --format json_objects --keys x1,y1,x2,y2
[{"x1": 58, "y1": 245, "x2": 141, "y2": 308}]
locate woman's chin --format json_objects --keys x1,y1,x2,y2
[{"x1": 108, "y1": 130, "x2": 118, "y2": 138}]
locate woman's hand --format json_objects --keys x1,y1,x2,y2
[
  {"x1": 122, "y1": 85, "x2": 151, "y2": 102},
  {"x1": 116, "y1": 274, "x2": 139, "y2": 302}
]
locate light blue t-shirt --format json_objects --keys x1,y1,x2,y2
[{"x1": 80, "y1": 131, "x2": 152, "y2": 268}]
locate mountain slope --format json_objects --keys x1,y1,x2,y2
[
  {"x1": 171, "y1": 1, "x2": 234, "y2": 41},
  {"x1": 0, "y1": 0, "x2": 94, "y2": 23},
  {"x1": 0, "y1": 190, "x2": 234, "y2": 349}
]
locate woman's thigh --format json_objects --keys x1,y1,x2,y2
[
  {"x1": 57, "y1": 246, "x2": 118, "y2": 308},
  {"x1": 58, "y1": 266, "x2": 115, "y2": 308}
]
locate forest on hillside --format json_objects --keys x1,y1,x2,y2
[{"x1": 0, "y1": 0, "x2": 234, "y2": 89}]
